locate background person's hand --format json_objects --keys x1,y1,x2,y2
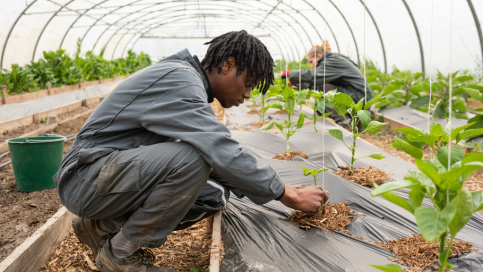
[
  {"x1": 281, "y1": 70, "x2": 290, "y2": 79},
  {"x1": 280, "y1": 184, "x2": 329, "y2": 212}
]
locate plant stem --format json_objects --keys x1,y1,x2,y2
[
  {"x1": 350, "y1": 133, "x2": 356, "y2": 175},
  {"x1": 438, "y1": 231, "x2": 451, "y2": 272},
  {"x1": 261, "y1": 94, "x2": 265, "y2": 123}
]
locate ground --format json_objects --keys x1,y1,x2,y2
[{"x1": 0, "y1": 100, "x2": 481, "y2": 271}]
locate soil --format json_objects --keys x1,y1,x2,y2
[
  {"x1": 332, "y1": 166, "x2": 392, "y2": 188},
  {"x1": 372, "y1": 234, "x2": 477, "y2": 272},
  {"x1": 272, "y1": 150, "x2": 309, "y2": 161},
  {"x1": 0, "y1": 100, "x2": 225, "y2": 270},
  {"x1": 0, "y1": 109, "x2": 91, "y2": 262}
]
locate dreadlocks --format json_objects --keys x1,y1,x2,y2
[{"x1": 201, "y1": 30, "x2": 274, "y2": 94}]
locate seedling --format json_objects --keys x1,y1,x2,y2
[
  {"x1": 371, "y1": 122, "x2": 483, "y2": 272},
  {"x1": 299, "y1": 166, "x2": 328, "y2": 185},
  {"x1": 324, "y1": 90, "x2": 388, "y2": 175},
  {"x1": 302, "y1": 89, "x2": 331, "y2": 132},
  {"x1": 260, "y1": 85, "x2": 305, "y2": 155}
]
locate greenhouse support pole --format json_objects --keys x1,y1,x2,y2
[
  {"x1": 467, "y1": 0, "x2": 483, "y2": 65},
  {"x1": 401, "y1": 0, "x2": 425, "y2": 77}
]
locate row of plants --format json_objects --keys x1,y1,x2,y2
[
  {"x1": 249, "y1": 79, "x2": 483, "y2": 271},
  {"x1": 0, "y1": 39, "x2": 152, "y2": 95},
  {"x1": 365, "y1": 60, "x2": 483, "y2": 120}
]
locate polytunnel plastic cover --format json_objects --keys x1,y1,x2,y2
[{"x1": 1, "y1": 0, "x2": 482, "y2": 75}]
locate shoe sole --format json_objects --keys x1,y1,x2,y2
[{"x1": 72, "y1": 216, "x2": 103, "y2": 258}]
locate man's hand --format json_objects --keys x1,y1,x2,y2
[
  {"x1": 281, "y1": 70, "x2": 290, "y2": 79},
  {"x1": 280, "y1": 184, "x2": 329, "y2": 212}
]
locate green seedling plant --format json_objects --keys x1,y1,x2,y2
[
  {"x1": 410, "y1": 71, "x2": 482, "y2": 120},
  {"x1": 304, "y1": 89, "x2": 331, "y2": 132},
  {"x1": 324, "y1": 90, "x2": 388, "y2": 175},
  {"x1": 299, "y1": 166, "x2": 328, "y2": 185},
  {"x1": 257, "y1": 84, "x2": 283, "y2": 124},
  {"x1": 371, "y1": 121, "x2": 483, "y2": 272},
  {"x1": 260, "y1": 85, "x2": 306, "y2": 155}
]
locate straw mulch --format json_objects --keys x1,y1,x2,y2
[
  {"x1": 373, "y1": 234, "x2": 477, "y2": 272},
  {"x1": 287, "y1": 202, "x2": 357, "y2": 236},
  {"x1": 40, "y1": 218, "x2": 213, "y2": 272},
  {"x1": 333, "y1": 166, "x2": 391, "y2": 188},
  {"x1": 273, "y1": 150, "x2": 309, "y2": 161}
]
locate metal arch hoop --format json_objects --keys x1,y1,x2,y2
[
  {"x1": 358, "y1": 0, "x2": 387, "y2": 74},
  {"x1": 58, "y1": 0, "x2": 111, "y2": 50},
  {"x1": 402, "y1": 0, "x2": 425, "y2": 76},
  {"x1": 122, "y1": 12, "x2": 298, "y2": 61},
  {"x1": 467, "y1": 0, "x2": 483, "y2": 66},
  {"x1": 31, "y1": 0, "x2": 76, "y2": 62},
  {"x1": 101, "y1": 4, "x2": 304, "y2": 59},
  {"x1": 1, "y1": 0, "x2": 38, "y2": 69},
  {"x1": 90, "y1": 0, "x2": 323, "y2": 61}
]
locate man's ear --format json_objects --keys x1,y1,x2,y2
[{"x1": 221, "y1": 57, "x2": 236, "y2": 74}]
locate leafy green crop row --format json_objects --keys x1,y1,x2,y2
[
  {"x1": 0, "y1": 39, "x2": 151, "y2": 95},
  {"x1": 365, "y1": 60, "x2": 483, "y2": 120}
]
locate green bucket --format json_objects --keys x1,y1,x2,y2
[{"x1": 7, "y1": 135, "x2": 66, "y2": 192}]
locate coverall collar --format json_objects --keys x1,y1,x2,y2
[{"x1": 174, "y1": 49, "x2": 214, "y2": 103}]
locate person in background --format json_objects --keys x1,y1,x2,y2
[
  {"x1": 54, "y1": 30, "x2": 329, "y2": 272},
  {"x1": 281, "y1": 40, "x2": 372, "y2": 125}
]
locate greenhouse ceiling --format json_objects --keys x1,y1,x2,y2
[{"x1": 1, "y1": 0, "x2": 482, "y2": 74}]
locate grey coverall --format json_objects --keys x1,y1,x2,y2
[
  {"x1": 288, "y1": 53, "x2": 372, "y2": 103},
  {"x1": 53, "y1": 49, "x2": 285, "y2": 248}
]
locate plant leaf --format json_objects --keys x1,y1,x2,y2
[
  {"x1": 456, "y1": 128, "x2": 483, "y2": 143},
  {"x1": 368, "y1": 152, "x2": 386, "y2": 160},
  {"x1": 371, "y1": 180, "x2": 414, "y2": 196},
  {"x1": 437, "y1": 146, "x2": 464, "y2": 168},
  {"x1": 334, "y1": 92, "x2": 354, "y2": 107},
  {"x1": 415, "y1": 205, "x2": 456, "y2": 242},
  {"x1": 415, "y1": 159, "x2": 441, "y2": 186},
  {"x1": 380, "y1": 191, "x2": 413, "y2": 213},
  {"x1": 409, "y1": 135, "x2": 438, "y2": 146},
  {"x1": 369, "y1": 264, "x2": 404, "y2": 272},
  {"x1": 328, "y1": 129, "x2": 344, "y2": 142},
  {"x1": 296, "y1": 113, "x2": 305, "y2": 129},
  {"x1": 357, "y1": 110, "x2": 371, "y2": 129},
  {"x1": 364, "y1": 121, "x2": 387, "y2": 134},
  {"x1": 449, "y1": 189, "x2": 474, "y2": 237},
  {"x1": 394, "y1": 127, "x2": 425, "y2": 137},
  {"x1": 430, "y1": 123, "x2": 444, "y2": 138},
  {"x1": 472, "y1": 191, "x2": 483, "y2": 212},
  {"x1": 260, "y1": 121, "x2": 275, "y2": 130},
  {"x1": 391, "y1": 137, "x2": 423, "y2": 159},
  {"x1": 408, "y1": 186, "x2": 426, "y2": 211}
]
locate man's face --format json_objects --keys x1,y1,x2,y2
[{"x1": 210, "y1": 58, "x2": 258, "y2": 108}]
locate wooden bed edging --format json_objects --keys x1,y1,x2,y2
[
  {"x1": 0, "y1": 207, "x2": 73, "y2": 272},
  {"x1": 0, "y1": 76, "x2": 127, "y2": 105},
  {"x1": 209, "y1": 211, "x2": 223, "y2": 272},
  {"x1": 0, "y1": 94, "x2": 107, "y2": 135}
]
